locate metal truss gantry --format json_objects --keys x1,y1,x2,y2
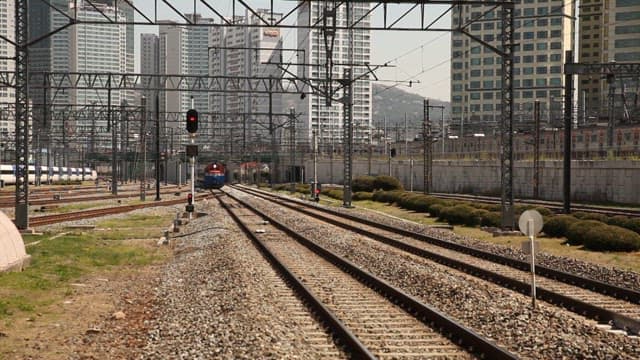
[{"x1": 9, "y1": 0, "x2": 516, "y2": 230}]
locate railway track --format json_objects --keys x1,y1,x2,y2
[
  {"x1": 0, "y1": 185, "x2": 182, "y2": 207},
  {"x1": 430, "y1": 192, "x2": 640, "y2": 218},
  {"x1": 217, "y1": 190, "x2": 516, "y2": 359},
  {"x1": 27, "y1": 193, "x2": 211, "y2": 226},
  {"x1": 234, "y1": 185, "x2": 640, "y2": 336}
]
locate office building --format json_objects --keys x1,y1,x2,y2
[
  {"x1": 208, "y1": 10, "x2": 284, "y2": 154},
  {"x1": 297, "y1": 2, "x2": 372, "y2": 147},
  {"x1": 140, "y1": 33, "x2": 159, "y2": 115},
  {"x1": 579, "y1": 0, "x2": 640, "y2": 123},
  {"x1": 159, "y1": 14, "x2": 214, "y2": 135},
  {"x1": 450, "y1": 1, "x2": 575, "y2": 133},
  {"x1": 0, "y1": 0, "x2": 15, "y2": 139}
]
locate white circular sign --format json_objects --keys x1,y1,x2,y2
[{"x1": 518, "y1": 210, "x2": 544, "y2": 236}]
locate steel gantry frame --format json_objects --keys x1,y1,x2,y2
[{"x1": 8, "y1": 0, "x2": 515, "y2": 229}]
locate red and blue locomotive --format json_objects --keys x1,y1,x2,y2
[{"x1": 201, "y1": 161, "x2": 226, "y2": 189}]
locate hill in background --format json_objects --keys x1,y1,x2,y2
[{"x1": 283, "y1": 83, "x2": 451, "y2": 139}]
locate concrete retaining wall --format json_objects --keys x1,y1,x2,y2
[{"x1": 302, "y1": 159, "x2": 640, "y2": 205}]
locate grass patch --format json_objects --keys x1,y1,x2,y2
[{"x1": 0, "y1": 214, "x2": 171, "y2": 321}]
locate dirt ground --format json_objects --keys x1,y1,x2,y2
[{"x1": 0, "y1": 249, "x2": 161, "y2": 359}]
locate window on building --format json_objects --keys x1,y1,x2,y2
[
  {"x1": 615, "y1": 25, "x2": 640, "y2": 34},
  {"x1": 536, "y1": 66, "x2": 548, "y2": 74},
  {"x1": 523, "y1": 43, "x2": 534, "y2": 51},
  {"x1": 616, "y1": 12, "x2": 640, "y2": 21},
  {"x1": 537, "y1": 54, "x2": 548, "y2": 62}
]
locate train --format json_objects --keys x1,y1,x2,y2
[
  {"x1": 201, "y1": 161, "x2": 226, "y2": 189},
  {"x1": 0, "y1": 164, "x2": 98, "y2": 185}
]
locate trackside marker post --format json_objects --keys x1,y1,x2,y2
[{"x1": 519, "y1": 210, "x2": 543, "y2": 309}]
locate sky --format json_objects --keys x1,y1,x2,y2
[{"x1": 131, "y1": 0, "x2": 452, "y2": 101}]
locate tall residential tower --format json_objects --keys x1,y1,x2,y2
[{"x1": 297, "y1": 2, "x2": 372, "y2": 146}]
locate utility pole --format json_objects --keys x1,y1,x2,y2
[
  {"x1": 533, "y1": 101, "x2": 540, "y2": 199},
  {"x1": 140, "y1": 98, "x2": 147, "y2": 201},
  {"x1": 269, "y1": 77, "x2": 276, "y2": 189},
  {"x1": 423, "y1": 99, "x2": 432, "y2": 194},
  {"x1": 108, "y1": 79, "x2": 117, "y2": 195},
  {"x1": 155, "y1": 93, "x2": 161, "y2": 201},
  {"x1": 423, "y1": 101, "x2": 444, "y2": 194},
  {"x1": 289, "y1": 108, "x2": 296, "y2": 193}
]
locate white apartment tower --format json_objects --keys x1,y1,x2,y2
[
  {"x1": 69, "y1": 1, "x2": 130, "y2": 130},
  {"x1": 159, "y1": 14, "x2": 214, "y2": 134},
  {"x1": 140, "y1": 33, "x2": 159, "y2": 115},
  {"x1": 297, "y1": 2, "x2": 372, "y2": 146},
  {"x1": 0, "y1": 0, "x2": 15, "y2": 138},
  {"x1": 208, "y1": 10, "x2": 284, "y2": 153},
  {"x1": 450, "y1": 1, "x2": 575, "y2": 132}
]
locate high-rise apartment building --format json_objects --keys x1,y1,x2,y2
[
  {"x1": 297, "y1": 3, "x2": 372, "y2": 146},
  {"x1": 450, "y1": 1, "x2": 575, "y2": 132},
  {"x1": 578, "y1": 0, "x2": 640, "y2": 122},
  {"x1": 159, "y1": 14, "x2": 214, "y2": 134},
  {"x1": 29, "y1": 0, "x2": 134, "y2": 134},
  {"x1": 0, "y1": 0, "x2": 15, "y2": 140},
  {"x1": 69, "y1": 2, "x2": 129, "y2": 119},
  {"x1": 140, "y1": 33, "x2": 159, "y2": 115},
  {"x1": 208, "y1": 10, "x2": 284, "y2": 153}
]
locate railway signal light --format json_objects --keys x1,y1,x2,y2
[
  {"x1": 186, "y1": 109, "x2": 198, "y2": 133},
  {"x1": 186, "y1": 193, "x2": 194, "y2": 212}
]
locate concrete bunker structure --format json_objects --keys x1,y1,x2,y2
[{"x1": 0, "y1": 211, "x2": 31, "y2": 272}]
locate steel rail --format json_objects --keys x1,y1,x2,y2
[
  {"x1": 215, "y1": 192, "x2": 375, "y2": 360},
  {"x1": 234, "y1": 185, "x2": 640, "y2": 335},
  {"x1": 224, "y1": 189, "x2": 518, "y2": 360}
]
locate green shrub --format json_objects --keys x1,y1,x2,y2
[
  {"x1": 477, "y1": 203, "x2": 502, "y2": 212},
  {"x1": 534, "y1": 207, "x2": 553, "y2": 217},
  {"x1": 372, "y1": 190, "x2": 404, "y2": 203},
  {"x1": 580, "y1": 213, "x2": 610, "y2": 223},
  {"x1": 582, "y1": 225, "x2": 640, "y2": 252},
  {"x1": 352, "y1": 176, "x2": 376, "y2": 192},
  {"x1": 607, "y1": 215, "x2": 630, "y2": 228},
  {"x1": 565, "y1": 220, "x2": 607, "y2": 246},
  {"x1": 352, "y1": 191, "x2": 373, "y2": 201},
  {"x1": 543, "y1": 215, "x2": 580, "y2": 238},
  {"x1": 572, "y1": 211, "x2": 590, "y2": 220},
  {"x1": 439, "y1": 205, "x2": 479, "y2": 226},
  {"x1": 480, "y1": 211, "x2": 502, "y2": 227},
  {"x1": 372, "y1": 175, "x2": 403, "y2": 191},
  {"x1": 324, "y1": 189, "x2": 343, "y2": 200},
  {"x1": 428, "y1": 203, "x2": 444, "y2": 217},
  {"x1": 624, "y1": 218, "x2": 640, "y2": 234},
  {"x1": 396, "y1": 193, "x2": 430, "y2": 213},
  {"x1": 296, "y1": 183, "x2": 311, "y2": 193}
]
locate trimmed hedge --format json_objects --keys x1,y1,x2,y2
[
  {"x1": 543, "y1": 215, "x2": 580, "y2": 238},
  {"x1": 352, "y1": 191, "x2": 373, "y2": 201},
  {"x1": 323, "y1": 188, "x2": 343, "y2": 200},
  {"x1": 439, "y1": 205, "x2": 479, "y2": 226},
  {"x1": 372, "y1": 190, "x2": 404, "y2": 204},
  {"x1": 372, "y1": 175, "x2": 403, "y2": 191},
  {"x1": 481, "y1": 211, "x2": 502, "y2": 227},
  {"x1": 352, "y1": 176, "x2": 376, "y2": 192},
  {"x1": 582, "y1": 225, "x2": 640, "y2": 252},
  {"x1": 565, "y1": 220, "x2": 607, "y2": 246}
]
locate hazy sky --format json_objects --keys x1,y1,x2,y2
[{"x1": 131, "y1": 1, "x2": 452, "y2": 101}]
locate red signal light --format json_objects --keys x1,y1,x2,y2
[
  {"x1": 186, "y1": 109, "x2": 198, "y2": 133},
  {"x1": 187, "y1": 193, "x2": 193, "y2": 205}
]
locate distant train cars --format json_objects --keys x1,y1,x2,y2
[
  {"x1": 0, "y1": 164, "x2": 97, "y2": 185},
  {"x1": 201, "y1": 161, "x2": 226, "y2": 189}
]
